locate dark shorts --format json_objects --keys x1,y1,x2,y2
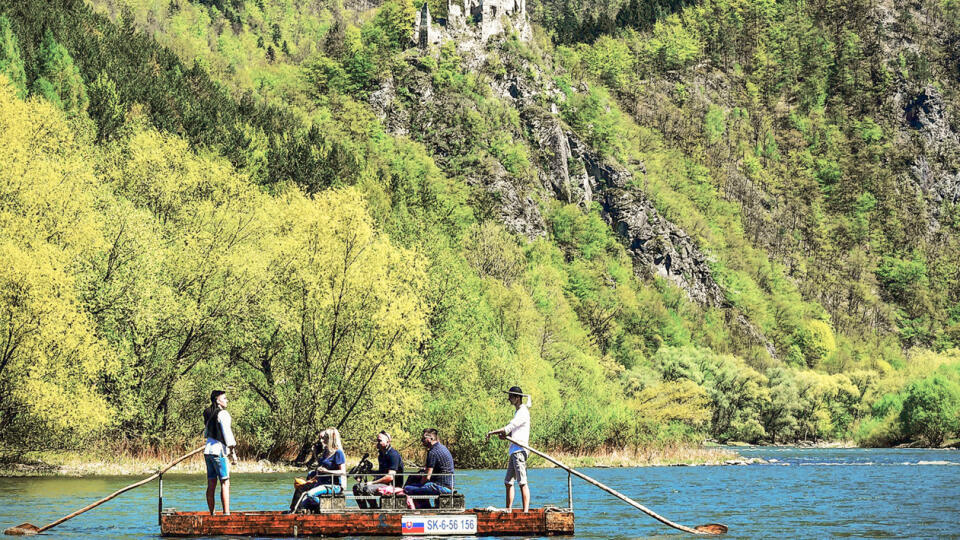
[{"x1": 205, "y1": 454, "x2": 229, "y2": 480}]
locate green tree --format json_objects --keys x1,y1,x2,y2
[
  {"x1": 88, "y1": 72, "x2": 124, "y2": 142},
  {"x1": 899, "y1": 375, "x2": 960, "y2": 446},
  {"x1": 32, "y1": 30, "x2": 88, "y2": 115},
  {"x1": 372, "y1": 0, "x2": 416, "y2": 50},
  {"x1": 0, "y1": 16, "x2": 27, "y2": 98}
]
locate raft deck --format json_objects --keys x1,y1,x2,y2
[{"x1": 160, "y1": 508, "x2": 574, "y2": 537}]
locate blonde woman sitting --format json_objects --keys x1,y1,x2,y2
[{"x1": 296, "y1": 428, "x2": 347, "y2": 511}]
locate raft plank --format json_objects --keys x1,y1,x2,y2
[{"x1": 161, "y1": 508, "x2": 573, "y2": 537}]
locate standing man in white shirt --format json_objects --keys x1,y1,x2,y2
[
  {"x1": 486, "y1": 386, "x2": 531, "y2": 513},
  {"x1": 203, "y1": 390, "x2": 238, "y2": 515}
]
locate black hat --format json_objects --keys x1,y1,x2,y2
[
  {"x1": 504, "y1": 386, "x2": 525, "y2": 397},
  {"x1": 210, "y1": 390, "x2": 226, "y2": 403}
]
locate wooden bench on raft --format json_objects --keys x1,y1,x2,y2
[{"x1": 378, "y1": 491, "x2": 465, "y2": 511}]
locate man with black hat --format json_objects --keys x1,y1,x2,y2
[
  {"x1": 203, "y1": 390, "x2": 238, "y2": 515},
  {"x1": 485, "y1": 386, "x2": 531, "y2": 513}
]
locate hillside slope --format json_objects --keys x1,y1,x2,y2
[{"x1": 0, "y1": 0, "x2": 959, "y2": 460}]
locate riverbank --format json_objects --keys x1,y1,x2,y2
[
  {"x1": 538, "y1": 445, "x2": 740, "y2": 468},
  {"x1": 1, "y1": 445, "x2": 741, "y2": 476},
  {"x1": 0, "y1": 451, "x2": 300, "y2": 477}
]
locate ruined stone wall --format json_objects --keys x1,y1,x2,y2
[{"x1": 412, "y1": 0, "x2": 530, "y2": 48}]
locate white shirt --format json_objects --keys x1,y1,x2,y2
[
  {"x1": 204, "y1": 409, "x2": 237, "y2": 456},
  {"x1": 503, "y1": 404, "x2": 530, "y2": 454}
]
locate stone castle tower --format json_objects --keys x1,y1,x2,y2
[{"x1": 412, "y1": 0, "x2": 529, "y2": 48}]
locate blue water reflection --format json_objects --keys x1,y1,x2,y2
[{"x1": 1, "y1": 447, "x2": 957, "y2": 538}]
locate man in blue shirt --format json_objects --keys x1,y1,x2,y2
[
  {"x1": 353, "y1": 430, "x2": 404, "y2": 508},
  {"x1": 403, "y1": 428, "x2": 454, "y2": 508}
]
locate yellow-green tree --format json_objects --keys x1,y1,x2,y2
[
  {"x1": 235, "y1": 188, "x2": 429, "y2": 458},
  {"x1": 0, "y1": 79, "x2": 113, "y2": 450},
  {"x1": 98, "y1": 128, "x2": 273, "y2": 437}
]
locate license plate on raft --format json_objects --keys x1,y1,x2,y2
[{"x1": 401, "y1": 514, "x2": 478, "y2": 535}]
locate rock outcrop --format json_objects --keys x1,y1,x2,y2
[
  {"x1": 898, "y1": 86, "x2": 960, "y2": 215},
  {"x1": 380, "y1": 11, "x2": 779, "y2": 356},
  {"x1": 490, "y1": 57, "x2": 777, "y2": 356},
  {"x1": 566, "y1": 135, "x2": 728, "y2": 308}
]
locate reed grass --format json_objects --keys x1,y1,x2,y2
[
  {"x1": 1, "y1": 443, "x2": 738, "y2": 476},
  {"x1": 0, "y1": 447, "x2": 298, "y2": 477},
  {"x1": 535, "y1": 444, "x2": 739, "y2": 468}
]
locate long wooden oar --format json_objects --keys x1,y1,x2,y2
[
  {"x1": 4, "y1": 446, "x2": 204, "y2": 536},
  {"x1": 505, "y1": 437, "x2": 727, "y2": 535}
]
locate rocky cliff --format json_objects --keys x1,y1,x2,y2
[{"x1": 369, "y1": 32, "x2": 780, "y2": 357}]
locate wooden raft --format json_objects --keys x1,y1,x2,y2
[{"x1": 160, "y1": 508, "x2": 573, "y2": 537}]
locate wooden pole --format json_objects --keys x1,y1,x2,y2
[
  {"x1": 505, "y1": 437, "x2": 727, "y2": 536},
  {"x1": 158, "y1": 472, "x2": 163, "y2": 526},
  {"x1": 4, "y1": 447, "x2": 204, "y2": 536}
]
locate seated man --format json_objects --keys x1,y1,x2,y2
[
  {"x1": 403, "y1": 428, "x2": 454, "y2": 508},
  {"x1": 353, "y1": 431, "x2": 404, "y2": 509}
]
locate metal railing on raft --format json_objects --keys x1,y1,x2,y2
[
  {"x1": 291, "y1": 469, "x2": 574, "y2": 512},
  {"x1": 292, "y1": 471, "x2": 457, "y2": 512}
]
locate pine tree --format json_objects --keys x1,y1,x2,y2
[
  {"x1": 88, "y1": 71, "x2": 124, "y2": 142},
  {"x1": 0, "y1": 16, "x2": 27, "y2": 98},
  {"x1": 31, "y1": 30, "x2": 88, "y2": 115}
]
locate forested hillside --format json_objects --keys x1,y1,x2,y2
[{"x1": 1, "y1": 0, "x2": 959, "y2": 465}]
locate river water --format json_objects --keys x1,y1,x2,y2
[{"x1": 1, "y1": 447, "x2": 957, "y2": 538}]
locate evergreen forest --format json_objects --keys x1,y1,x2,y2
[{"x1": 1, "y1": 0, "x2": 960, "y2": 466}]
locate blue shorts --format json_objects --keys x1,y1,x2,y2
[
  {"x1": 306, "y1": 484, "x2": 343, "y2": 499},
  {"x1": 205, "y1": 454, "x2": 229, "y2": 480}
]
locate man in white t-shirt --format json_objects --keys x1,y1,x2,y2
[
  {"x1": 486, "y1": 386, "x2": 531, "y2": 513},
  {"x1": 203, "y1": 390, "x2": 237, "y2": 515}
]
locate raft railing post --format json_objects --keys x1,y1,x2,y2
[
  {"x1": 567, "y1": 471, "x2": 572, "y2": 511},
  {"x1": 158, "y1": 471, "x2": 163, "y2": 526}
]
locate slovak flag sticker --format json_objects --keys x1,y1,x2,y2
[{"x1": 403, "y1": 520, "x2": 425, "y2": 534}]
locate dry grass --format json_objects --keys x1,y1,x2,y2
[
  {"x1": 536, "y1": 445, "x2": 740, "y2": 468},
  {"x1": 1, "y1": 443, "x2": 739, "y2": 476},
  {"x1": 0, "y1": 447, "x2": 298, "y2": 477}
]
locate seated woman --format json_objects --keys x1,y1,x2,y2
[{"x1": 291, "y1": 428, "x2": 347, "y2": 512}]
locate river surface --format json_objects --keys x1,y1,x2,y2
[{"x1": 1, "y1": 447, "x2": 958, "y2": 538}]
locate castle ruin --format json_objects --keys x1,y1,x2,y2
[{"x1": 412, "y1": 0, "x2": 530, "y2": 48}]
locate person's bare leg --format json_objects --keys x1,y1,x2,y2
[
  {"x1": 207, "y1": 478, "x2": 217, "y2": 514},
  {"x1": 505, "y1": 483, "x2": 514, "y2": 511},
  {"x1": 221, "y1": 478, "x2": 230, "y2": 515},
  {"x1": 520, "y1": 484, "x2": 530, "y2": 513}
]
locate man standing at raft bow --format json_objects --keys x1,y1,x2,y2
[
  {"x1": 486, "y1": 386, "x2": 531, "y2": 513},
  {"x1": 203, "y1": 390, "x2": 238, "y2": 515}
]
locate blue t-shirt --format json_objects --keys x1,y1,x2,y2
[
  {"x1": 317, "y1": 449, "x2": 346, "y2": 488},
  {"x1": 377, "y1": 447, "x2": 404, "y2": 480},
  {"x1": 425, "y1": 443, "x2": 455, "y2": 489}
]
